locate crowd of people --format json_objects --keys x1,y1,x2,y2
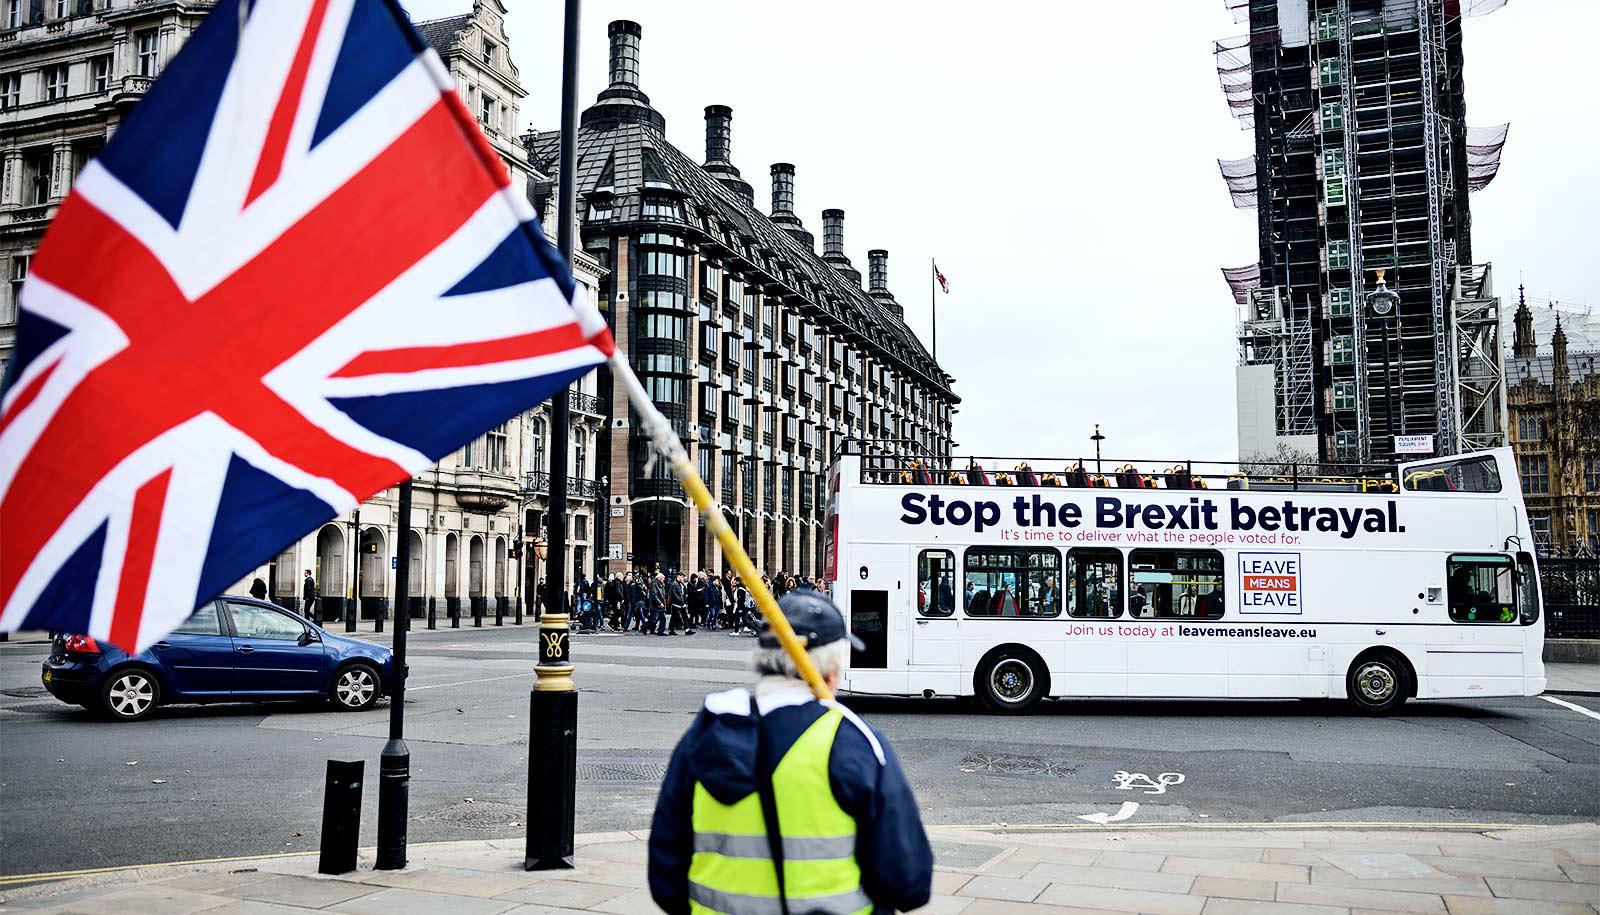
[{"x1": 558, "y1": 569, "x2": 823, "y2": 636}]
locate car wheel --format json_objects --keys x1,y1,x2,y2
[
  {"x1": 100, "y1": 668, "x2": 160, "y2": 721},
  {"x1": 976, "y1": 650, "x2": 1046, "y2": 715},
  {"x1": 1347, "y1": 655, "x2": 1407, "y2": 715},
  {"x1": 331, "y1": 663, "x2": 380, "y2": 711}
]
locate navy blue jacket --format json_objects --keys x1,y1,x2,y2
[{"x1": 648, "y1": 684, "x2": 932, "y2": 914}]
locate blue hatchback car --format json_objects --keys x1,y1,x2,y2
[{"x1": 41, "y1": 596, "x2": 394, "y2": 721}]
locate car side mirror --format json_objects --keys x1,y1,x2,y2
[{"x1": 299, "y1": 629, "x2": 320, "y2": 646}]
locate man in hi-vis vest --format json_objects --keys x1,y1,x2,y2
[{"x1": 648, "y1": 587, "x2": 932, "y2": 914}]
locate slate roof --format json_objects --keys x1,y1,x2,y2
[
  {"x1": 528, "y1": 124, "x2": 955, "y2": 399},
  {"x1": 1509, "y1": 350, "x2": 1600, "y2": 387},
  {"x1": 415, "y1": 14, "x2": 470, "y2": 56}
]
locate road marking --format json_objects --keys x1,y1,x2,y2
[
  {"x1": 1078, "y1": 802, "x2": 1139, "y2": 824},
  {"x1": 935, "y1": 820, "x2": 1536, "y2": 832},
  {"x1": 406, "y1": 673, "x2": 528, "y2": 692},
  {"x1": 1113, "y1": 770, "x2": 1185, "y2": 795},
  {"x1": 1542, "y1": 694, "x2": 1600, "y2": 721}
]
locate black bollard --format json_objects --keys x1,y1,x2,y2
[
  {"x1": 473, "y1": 599, "x2": 482, "y2": 628},
  {"x1": 318, "y1": 759, "x2": 364, "y2": 875},
  {"x1": 525, "y1": 612, "x2": 576, "y2": 870},
  {"x1": 496, "y1": 598, "x2": 504, "y2": 626},
  {"x1": 428, "y1": 597, "x2": 437, "y2": 631},
  {"x1": 375, "y1": 598, "x2": 384, "y2": 633},
  {"x1": 451, "y1": 599, "x2": 459, "y2": 629},
  {"x1": 515, "y1": 595, "x2": 523, "y2": 626}
]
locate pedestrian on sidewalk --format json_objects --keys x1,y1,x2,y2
[
  {"x1": 648, "y1": 587, "x2": 932, "y2": 915},
  {"x1": 302, "y1": 570, "x2": 319, "y2": 624},
  {"x1": 627, "y1": 572, "x2": 648, "y2": 632},
  {"x1": 668, "y1": 572, "x2": 688, "y2": 635},
  {"x1": 704, "y1": 572, "x2": 724, "y2": 630},
  {"x1": 649, "y1": 572, "x2": 669, "y2": 636}
]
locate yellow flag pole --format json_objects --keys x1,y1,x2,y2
[{"x1": 606, "y1": 351, "x2": 832, "y2": 701}]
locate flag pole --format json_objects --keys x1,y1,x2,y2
[
  {"x1": 608, "y1": 351, "x2": 832, "y2": 701},
  {"x1": 526, "y1": 0, "x2": 581, "y2": 873},
  {"x1": 930, "y1": 258, "x2": 938, "y2": 364}
]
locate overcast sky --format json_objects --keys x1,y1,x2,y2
[{"x1": 400, "y1": 0, "x2": 1598, "y2": 462}]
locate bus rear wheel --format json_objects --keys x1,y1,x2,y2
[
  {"x1": 976, "y1": 649, "x2": 1047, "y2": 715},
  {"x1": 1347, "y1": 654, "x2": 1408, "y2": 715}
]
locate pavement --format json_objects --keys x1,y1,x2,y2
[{"x1": 2, "y1": 823, "x2": 1597, "y2": 914}]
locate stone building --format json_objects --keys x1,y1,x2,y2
[
  {"x1": 1506, "y1": 288, "x2": 1600, "y2": 553},
  {"x1": 1, "y1": 0, "x2": 605, "y2": 617},
  {"x1": 527, "y1": 21, "x2": 958, "y2": 580}
]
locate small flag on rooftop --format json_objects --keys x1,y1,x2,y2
[{"x1": 934, "y1": 263, "x2": 949, "y2": 294}]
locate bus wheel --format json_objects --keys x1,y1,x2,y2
[
  {"x1": 977, "y1": 649, "x2": 1046, "y2": 715},
  {"x1": 1347, "y1": 654, "x2": 1408, "y2": 715}
]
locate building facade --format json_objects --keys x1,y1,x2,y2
[
  {"x1": 1218, "y1": 0, "x2": 1508, "y2": 464},
  {"x1": 1, "y1": 0, "x2": 604, "y2": 616},
  {"x1": 528, "y1": 20, "x2": 957, "y2": 579},
  {"x1": 1506, "y1": 290, "x2": 1600, "y2": 554}
]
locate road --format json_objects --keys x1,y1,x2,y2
[{"x1": 2, "y1": 624, "x2": 1597, "y2": 877}]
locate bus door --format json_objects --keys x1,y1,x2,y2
[
  {"x1": 842, "y1": 543, "x2": 909, "y2": 695},
  {"x1": 910, "y1": 549, "x2": 960, "y2": 669}
]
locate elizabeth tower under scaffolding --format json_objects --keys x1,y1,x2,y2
[{"x1": 1218, "y1": 0, "x2": 1509, "y2": 463}]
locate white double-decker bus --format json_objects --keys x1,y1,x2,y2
[{"x1": 823, "y1": 443, "x2": 1544, "y2": 714}]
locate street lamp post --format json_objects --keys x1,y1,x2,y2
[
  {"x1": 1367, "y1": 269, "x2": 1401, "y2": 456},
  {"x1": 1090, "y1": 424, "x2": 1106, "y2": 475},
  {"x1": 347, "y1": 508, "x2": 360, "y2": 632}
]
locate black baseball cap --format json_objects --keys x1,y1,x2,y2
[{"x1": 758, "y1": 586, "x2": 865, "y2": 651}]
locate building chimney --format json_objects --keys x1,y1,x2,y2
[
  {"x1": 769, "y1": 163, "x2": 811, "y2": 246},
  {"x1": 608, "y1": 20, "x2": 641, "y2": 88},
  {"x1": 822, "y1": 209, "x2": 845, "y2": 257},
  {"x1": 866, "y1": 249, "x2": 905, "y2": 320},
  {"x1": 867, "y1": 249, "x2": 889, "y2": 293},
  {"x1": 820, "y1": 209, "x2": 861, "y2": 286},
  {"x1": 701, "y1": 105, "x2": 751, "y2": 200},
  {"x1": 581, "y1": 21, "x2": 665, "y2": 131}
]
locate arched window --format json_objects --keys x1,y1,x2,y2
[{"x1": 574, "y1": 428, "x2": 587, "y2": 478}]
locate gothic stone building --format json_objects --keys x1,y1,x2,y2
[
  {"x1": 0, "y1": 0, "x2": 604, "y2": 616},
  {"x1": 528, "y1": 21, "x2": 958, "y2": 579},
  {"x1": 1507, "y1": 289, "x2": 1600, "y2": 553}
]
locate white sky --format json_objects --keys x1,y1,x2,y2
[{"x1": 400, "y1": 0, "x2": 1598, "y2": 462}]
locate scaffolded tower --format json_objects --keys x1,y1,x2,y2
[{"x1": 1216, "y1": 0, "x2": 1509, "y2": 463}]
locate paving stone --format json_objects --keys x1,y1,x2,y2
[
  {"x1": 960, "y1": 899, "x2": 1135, "y2": 915},
  {"x1": 157, "y1": 870, "x2": 280, "y2": 894},
  {"x1": 1439, "y1": 844, "x2": 1570, "y2": 864},
  {"x1": 908, "y1": 894, "x2": 975, "y2": 914},
  {"x1": 360, "y1": 864, "x2": 542, "y2": 898},
  {"x1": 1440, "y1": 896, "x2": 1595, "y2": 915},
  {"x1": 1484, "y1": 877, "x2": 1600, "y2": 905},
  {"x1": 1025, "y1": 861, "x2": 1194, "y2": 894},
  {"x1": 1191, "y1": 877, "x2": 1278, "y2": 901},
  {"x1": 492, "y1": 880, "x2": 632, "y2": 909},
  {"x1": 1558, "y1": 863, "x2": 1600, "y2": 884},
  {"x1": 1095, "y1": 850, "x2": 1166, "y2": 871},
  {"x1": 1126, "y1": 844, "x2": 1270, "y2": 863},
  {"x1": 187, "y1": 902, "x2": 319, "y2": 914},
  {"x1": 39, "y1": 885, "x2": 236, "y2": 915},
  {"x1": 222, "y1": 875, "x2": 379, "y2": 908},
  {"x1": 1035, "y1": 882, "x2": 1207, "y2": 915},
  {"x1": 932, "y1": 871, "x2": 974, "y2": 895},
  {"x1": 587, "y1": 887, "x2": 658, "y2": 914},
  {"x1": 1309, "y1": 866, "x2": 1493, "y2": 898},
  {"x1": 574, "y1": 841, "x2": 647, "y2": 865},
  {"x1": 1266, "y1": 850, "x2": 1333, "y2": 866},
  {"x1": 499, "y1": 905, "x2": 599, "y2": 915},
  {"x1": 1421, "y1": 856, "x2": 1569, "y2": 882},
  {"x1": 1319, "y1": 853, "x2": 1441, "y2": 880},
  {"x1": 1277, "y1": 882, "x2": 1447, "y2": 913},
  {"x1": 1200, "y1": 900, "x2": 1348, "y2": 915},
  {"x1": 1008, "y1": 844, "x2": 1104, "y2": 867},
  {"x1": 327, "y1": 886, "x2": 520, "y2": 915},
  {"x1": 955, "y1": 874, "x2": 1050, "y2": 902},
  {"x1": 1163, "y1": 856, "x2": 1311, "y2": 885}
]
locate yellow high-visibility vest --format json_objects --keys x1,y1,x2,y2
[{"x1": 687, "y1": 708, "x2": 870, "y2": 915}]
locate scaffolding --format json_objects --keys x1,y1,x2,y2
[
  {"x1": 1213, "y1": 35, "x2": 1255, "y2": 131},
  {"x1": 1217, "y1": 156, "x2": 1258, "y2": 209},
  {"x1": 1450, "y1": 262, "x2": 1507, "y2": 452},
  {"x1": 1420, "y1": 0, "x2": 1459, "y2": 450},
  {"x1": 1238, "y1": 288, "x2": 1317, "y2": 439},
  {"x1": 1465, "y1": 123, "x2": 1510, "y2": 192},
  {"x1": 1222, "y1": 263, "x2": 1261, "y2": 305}
]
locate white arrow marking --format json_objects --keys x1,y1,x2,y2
[{"x1": 1077, "y1": 801, "x2": 1139, "y2": 825}]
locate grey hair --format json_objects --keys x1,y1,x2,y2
[{"x1": 752, "y1": 638, "x2": 851, "y2": 681}]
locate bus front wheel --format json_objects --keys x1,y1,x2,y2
[
  {"x1": 976, "y1": 648, "x2": 1048, "y2": 715},
  {"x1": 1346, "y1": 653, "x2": 1409, "y2": 715}
]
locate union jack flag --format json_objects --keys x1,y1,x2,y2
[{"x1": 0, "y1": 0, "x2": 612, "y2": 651}]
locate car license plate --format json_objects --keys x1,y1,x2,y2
[{"x1": 42, "y1": 670, "x2": 52, "y2": 683}]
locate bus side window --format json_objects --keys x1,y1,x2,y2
[
  {"x1": 1516, "y1": 553, "x2": 1540, "y2": 625},
  {"x1": 963, "y1": 548, "x2": 1061, "y2": 618},
  {"x1": 917, "y1": 549, "x2": 955, "y2": 618},
  {"x1": 1068, "y1": 548, "x2": 1123, "y2": 619},
  {"x1": 1404, "y1": 455, "x2": 1501, "y2": 493},
  {"x1": 1447, "y1": 554, "x2": 1516, "y2": 623},
  {"x1": 1129, "y1": 549, "x2": 1225, "y2": 620}
]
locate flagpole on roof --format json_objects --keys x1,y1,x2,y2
[
  {"x1": 930, "y1": 258, "x2": 938, "y2": 363},
  {"x1": 526, "y1": 0, "x2": 581, "y2": 873}
]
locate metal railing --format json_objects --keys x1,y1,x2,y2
[
  {"x1": 1542, "y1": 555, "x2": 1600, "y2": 640},
  {"x1": 569, "y1": 390, "x2": 603, "y2": 415},
  {"x1": 524, "y1": 472, "x2": 598, "y2": 499}
]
